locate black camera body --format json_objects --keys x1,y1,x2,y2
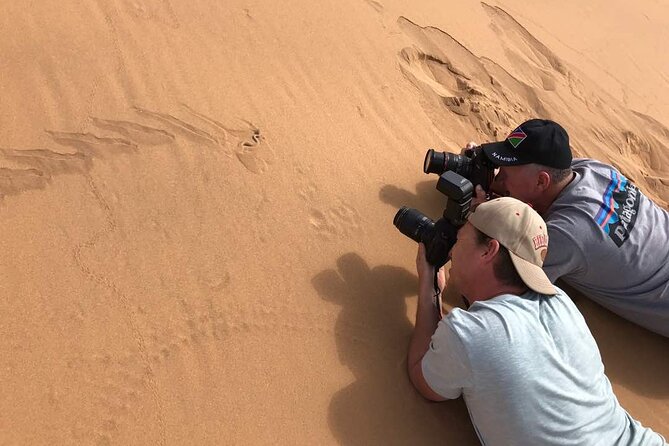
[
  {"x1": 393, "y1": 171, "x2": 474, "y2": 267},
  {"x1": 423, "y1": 147, "x2": 495, "y2": 192}
]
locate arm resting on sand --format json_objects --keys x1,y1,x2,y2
[{"x1": 408, "y1": 244, "x2": 447, "y2": 402}]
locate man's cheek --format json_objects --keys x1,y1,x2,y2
[{"x1": 491, "y1": 177, "x2": 506, "y2": 195}]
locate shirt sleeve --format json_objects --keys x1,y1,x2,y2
[
  {"x1": 421, "y1": 316, "x2": 473, "y2": 399},
  {"x1": 543, "y1": 224, "x2": 587, "y2": 283}
]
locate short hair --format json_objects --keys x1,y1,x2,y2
[
  {"x1": 474, "y1": 228, "x2": 526, "y2": 288},
  {"x1": 535, "y1": 164, "x2": 572, "y2": 184}
]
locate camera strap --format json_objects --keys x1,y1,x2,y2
[{"x1": 433, "y1": 268, "x2": 442, "y2": 318}]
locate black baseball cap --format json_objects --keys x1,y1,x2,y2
[{"x1": 480, "y1": 119, "x2": 572, "y2": 169}]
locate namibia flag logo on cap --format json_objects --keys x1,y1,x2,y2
[{"x1": 507, "y1": 127, "x2": 528, "y2": 148}]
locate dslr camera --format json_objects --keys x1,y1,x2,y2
[
  {"x1": 393, "y1": 171, "x2": 473, "y2": 267},
  {"x1": 423, "y1": 146, "x2": 495, "y2": 192},
  {"x1": 393, "y1": 147, "x2": 495, "y2": 267}
]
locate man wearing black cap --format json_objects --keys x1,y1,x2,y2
[{"x1": 476, "y1": 119, "x2": 669, "y2": 337}]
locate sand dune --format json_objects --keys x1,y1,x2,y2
[{"x1": 1, "y1": 0, "x2": 667, "y2": 444}]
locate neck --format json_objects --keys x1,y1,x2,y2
[
  {"x1": 534, "y1": 171, "x2": 575, "y2": 215},
  {"x1": 466, "y1": 283, "x2": 529, "y2": 303}
]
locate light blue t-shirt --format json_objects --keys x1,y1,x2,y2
[
  {"x1": 543, "y1": 158, "x2": 669, "y2": 337},
  {"x1": 422, "y1": 288, "x2": 666, "y2": 446}
]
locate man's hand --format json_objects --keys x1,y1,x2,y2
[
  {"x1": 471, "y1": 184, "x2": 488, "y2": 209},
  {"x1": 460, "y1": 141, "x2": 478, "y2": 155},
  {"x1": 436, "y1": 265, "x2": 446, "y2": 293},
  {"x1": 462, "y1": 141, "x2": 490, "y2": 209},
  {"x1": 416, "y1": 244, "x2": 446, "y2": 294},
  {"x1": 416, "y1": 243, "x2": 434, "y2": 281}
]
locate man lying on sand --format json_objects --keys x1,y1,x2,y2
[
  {"x1": 408, "y1": 197, "x2": 666, "y2": 445},
  {"x1": 471, "y1": 119, "x2": 669, "y2": 337}
]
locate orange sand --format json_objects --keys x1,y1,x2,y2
[{"x1": 1, "y1": 0, "x2": 667, "y2": 444}]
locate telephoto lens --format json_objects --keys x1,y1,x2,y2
[
  {"x1": 423, "y1": 149, "x2": 444, "y2": 174},
  {"x1": 423, "y1": 149, "x2": 471, "y2": 177},
  {"x1": 393, "y1": 206, "x2": 435, "y2": 244}
]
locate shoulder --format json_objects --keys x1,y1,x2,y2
[
  {"x1": 446, "y1": 295, "x2": 526, "y2": 341},
  {"x1": 571, "y1": 157, "x2": 616, "y2": 173},
  {"x1": 546, "y1": 160, "x2": 617, "y2": 233},
  {"x1": 567, "y1": 158, "x2": 622, "y2": 190},
  {"x1": 568, "y1": 159, "x2": 635, "y2": 197},
  {"x1": 441, "y1": 294, "x2": 557, "y2": 368},
  {"x1": 546, "y1": 218, "x2": 583, "y2": 246},
  {"x1": 449, "y1": 291, "x2": 580, "y2": 333}
]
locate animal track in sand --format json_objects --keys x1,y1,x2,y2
[
  {"x1": 309, "y1": 202, "x2": 362, "y2": 239},
  {"x1": 298, "y1": 180, "x2": 319, "y2": 202},
  {"x1": 38, "y1": 105, "x2": 270, "y2": 444},
  {"x1": 135, "y1": 294, "x2": 338, "y2": 372},
  {"x1": 1, "y1": 133, "x2": 155, "y2": 442},
  {"x1": 49, "y1": 125, "x2": 167, "y2": 445},
  {"x1": 235, "y1": 126, "x2": 271, "y2": 174},
  {"x1": 64, "y1": 350, "x2": 149, "y2": 444},
  {"x1": 1, "y1": 106, "x2": 275, "y2": 442},
  {"x1": 292, "y1": 161, "x2": 363, "y2": 238},
  {"x1": 134, "y1": 104, "x2": 276, "y2": 174}
]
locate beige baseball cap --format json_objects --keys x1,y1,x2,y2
[{"x1": 467, "y1": 197, "x2": 556, "y2": 295}]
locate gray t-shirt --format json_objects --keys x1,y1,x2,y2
[
  {"x1": 543, "y1": 158, "x2": 669, "y2": 337},
  {"x1": 422, "y1": 288, "x2": 666, "y2": 446}
]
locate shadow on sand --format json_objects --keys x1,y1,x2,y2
[
  {"x1": 379, "y1": 179, "x2": 447, "y2": 222},
  {"x1": 312, "y1": 253, "x2": 477, "y2": 446}
]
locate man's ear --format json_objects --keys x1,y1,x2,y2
[
  {"x1": 482, "y1": 239, "x2": 501, "y2": 263},
  {"x1": 536, "y1": 170, "x2": 551, "y2": 192}
]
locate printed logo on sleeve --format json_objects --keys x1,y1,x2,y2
[{"x1": 594, "y1": 170, "x2": 641, "y2": 247}]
